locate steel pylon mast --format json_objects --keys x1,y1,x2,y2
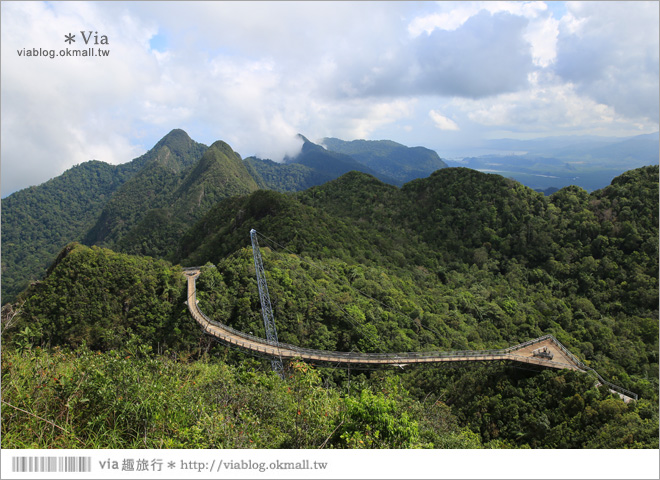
[{"x1": 250, "y1": 229, "x2": 284, "y2": 377}]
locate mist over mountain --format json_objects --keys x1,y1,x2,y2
[
  {"x1": 2, "y1": 128, "x2": 657, "y2": 304},
  {"x1": 244, "y1": 157, "x2": 323, "y2": 192},
  {"x1": 1, "y1": 129, "x2": 406, "y2": 301},
  {"x1": 286, "y1": 135, "x2": 400, "y2": 185}
]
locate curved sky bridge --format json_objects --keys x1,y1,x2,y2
[{"x1": 183, "y1": 268, "x2": 638, "y2": 402}]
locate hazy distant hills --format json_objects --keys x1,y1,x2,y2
[
  {"x1": 247, "y1": 134, "x2": 401, "y2": 189},
  {"x1": 289, "y1": 134, "x2": 396, "y2": 183},
  {"x1": 0, "y1": 129, "x2": 445, "y2": 302},
  {"x1": 449, "y1": 132, "x2": 659, "y2": 192},
  {"x1": 481, "y1": 132, "x2": 658, "y2": 161},
  {"x1": 244, "y1": 157, "x2": 323, "y2": 192},
  {"x1": 2, "y1": 128, "x2": 657, "y2": 303},
  {"x1": 321, "y1": 137, "x2": 449, "y2": 184}
]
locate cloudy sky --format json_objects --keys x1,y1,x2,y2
[{"x1": 1, "y1": 1, "x2": 658, "y2": 196}]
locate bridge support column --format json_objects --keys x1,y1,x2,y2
[{"x1": 250, "y1": 229, "x2": 284, "y2": 378}]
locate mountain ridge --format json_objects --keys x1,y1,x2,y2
[
  {"x1": 83, "y1": 129, "x2": 208, "y2": 247},
  {"x1": 321, "y1": 137, "x2": 449, "y2": 183},
  {"x1": 286, "y1": 135, "x2": 400, "y2": 185},
  {"x1": 3, "y1": 128, "x2": 657, "y2": 304},
  {"x1": 109, "y1": 139, "x2": 259, "y2": 259},
  {"x1": 3, "y1": 162, "x2": 657, "y2": 449}
]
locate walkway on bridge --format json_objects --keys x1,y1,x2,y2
[{"x1": 183, "y1": 269, "x2": 637, "y2": 402}]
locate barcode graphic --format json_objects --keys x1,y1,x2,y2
[{"x1": 11, "y1": 456, "x2": 92, "y2": 473}]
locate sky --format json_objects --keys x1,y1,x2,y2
[{"x1": 1, "y1": 1, "x2": 659, "y2": 196}]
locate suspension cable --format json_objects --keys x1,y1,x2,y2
[{"x1": 252, "y1": 230, "x2": 405, "y2": 363}]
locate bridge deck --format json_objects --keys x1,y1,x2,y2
[{"x1": 184, "y1": 270, "x2": 585, "y2": 371}]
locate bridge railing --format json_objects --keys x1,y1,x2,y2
[
  {"x1": 189, "y1": 275, "x2": 638, "y2": 399},
  {"x1": 512, "y1": 334, "x2": 638, "y2": 400},
  {"x1": 201, "y1": 308, "x2": 512, "y2": 361},
  {"x1": 503, "y1": 334, "x2": 553, "y2": 352},
  {"x1": 193, "y1": 281, "x2": 561, "y2": 363},
  {"x1": 508, "y1": 332, "x2": 638, "y2": 400},
  {"x1": 192, "y1": 278, "x2": 517, "y2": 361},
  {"x1": 548, "y1": 336, "x2": 589, "y2": 370}
]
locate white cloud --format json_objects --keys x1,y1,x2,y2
[
  {"x1": 408, "y1": 1, "x2": 548, "y2": 35},
  {"x1": 325, "y1": 9, "x2": 536, "y2": 100},
  {"x1": 301, "y1": 98, "x2": 418, "y2": 142},
  {"x1": 0, "y1": 1, "x2": 159, "y2": 193},
  {"x1": 409, "y1": 1, "x2": 558, "y2": 68},
  {"x1": 451, "y1": 70, "x2": 656, "y2": 136},
  {"x1": 555, "y1": 1, "x2": 659, "y2": 122},
  {"x1": 408, "y1": 3, "x2": 483, "y2": 35},
  {"x1": 524, "y1": 15, "x2": 559, "y2": 67},
  {"x1": 410, "y1": 11, "x2": 534, "y2": 97},
  {"x1": 429, "y1": 110, "x2": 459, "y2": 131},
  {"x1": 1, "y1": 1, "x2": 657, "y2": 195}
]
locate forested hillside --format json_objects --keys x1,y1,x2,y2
[
  {"x1": 321, "y1": 137, "x2": 448, "y2": 183},
  {"x1": 1, "y1": 129, "x2": 207, "y2": 303},
  {"x1": 176, "y1": 167, "x2": 658, "y2": 384},
  {"x1": 83, "y1": 129, "x2": 215, "y2": 256},
  {"x1": 3, "y1": 165, "x2": 657, "y2": 449},
  {"x1": 6, "y1": 243, "x2": 196, "y2": 352},
  {"x1": 1, "y1": 159, "x2": 146, "y2": 303},
  {"x1": 2, "y1": 131, "x2": 436, "y2": 302},
  {"x1": 244, "y1": 157, "x2": 331, "y2": 192},
  {"x1": 109, "y1": 140, "x2": 260, "y2": 259}
]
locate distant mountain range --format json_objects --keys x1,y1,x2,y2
[
  {"x1": 447, "y1": 132, "x2": 659, "y2": 192},
  {"x1": 247, "y1": 134, "x2": 444, "y2": 188},
  {"x1": 319, "y1": 137, "x2": 448, "y2": 184},
  {"x1": 0, "y1": 130, "x2": 447, "y2": 302},
  {"x1": 480, "y1": 132, "x2": 659, "y2": 160},
  {"x1": 3, "y1": 126, "x2": 658, "y2": 450},
  {"x1": 2, "y1": 128, "x2": 657, "y2": 302}
]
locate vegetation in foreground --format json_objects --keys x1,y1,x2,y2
[
  {"x1": 1, "y1": 343, "x2": 482, "y2": 449},
  {"x1": 1, "y1": 165, "x2": 657, "y2": 448},
  {"x1": 2, "y1": 342, "x2": 657, "y2": 449}
]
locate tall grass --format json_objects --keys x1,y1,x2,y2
[{"x1": 2, "y1": 344, "x2": 471, "y2": 449}]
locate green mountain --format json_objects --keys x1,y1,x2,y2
[
  {"x1": 5, "y1": 128, "x2": 653, "y2": 308},
  {"x1": 175, "y1": 167, "x2": 557, "y2": 274},
  {"x1": 245, "y1": 135, "x2": 446, "y2": 191},
  {"x1": 286, "y1": 135, "x2": 399, "y2": 184},
  {"x1": 3, "y1": 253, "x2": 478, "y2": 448},
  {"x1": 3, "y1": 165, "x2": 657, "y2": 449},
  {"x1": 173, "y1": 140, "x2": 260, "y2": 218},
  {"x1": 83, "y1": 129, "x2": 208, "y2": 248},
  {"x1": 110, "y1": 140, "x2": 259, "y2": 259},
  {"x1": 1, "y1": 130, "x2": 447, "y2": 303},
  {"x1": 321, "y1": 137, "x2": 448, "y2": 183},
  {"x1": 242, "y1": 135, "x2": 402, "y2": 191},
  {"x1": 1, "y1": 158, "x2": 147, "y2": 303},
  {"x1": 9, "y1": 242, "x2": 196, "y2": 351},
  {"x1": 244, "y1": 156, "x2": 329, "y2": 192},
  {"x1": 1, "y1": 129, "x2": 208, "y2": 304},
  {"x1": 176, "y1": 165, "x2": 657, "y2": 358}
]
